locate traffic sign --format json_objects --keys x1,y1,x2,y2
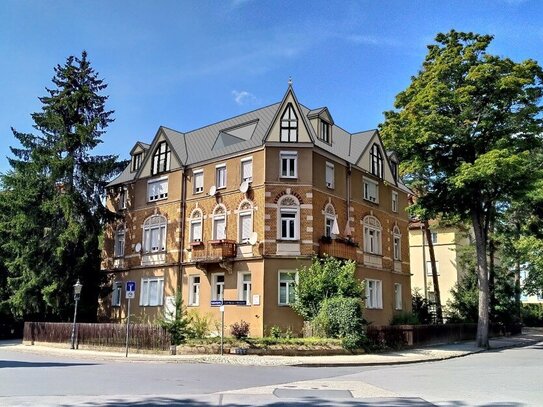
[
  {"x1": 211, "y1": 300, "x2": 223, "y2": 307},
  {"x1": 126, "y1": 281, "x2": 136, "y2": 299},
  {"x1": 210, "y1": 300, "x2": 247, "y2": 306}
]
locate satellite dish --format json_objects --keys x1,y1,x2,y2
[
  {"x1": 239, "y1": 181, "x2": 249, "y2": 193},
  {"x1": 135, "y1": 242, "x2": 142, "y2": 253},
  {"x1": 249, "y1": 232, "x2": 258, "y2": 246},
  {"x1": 209, "y1": 185, "x2": 217, "y2": 196}
]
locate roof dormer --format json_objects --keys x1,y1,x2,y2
[
  {"x1": 129, "y1": 142, "x2": 149, "y2": 173},
  {"x1": 307, "y1": 107, "x2": 334, "y2": 145}
]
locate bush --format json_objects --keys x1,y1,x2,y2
[
  {"x1": 269, "y1": 325, "x2": 282, "y2": 339},
  {"x1": 313, "y1": 296, "x2": 365, "y2": 340},
  {"x1": 159, "y1": 294, "x2": 193, "y2": 346},
  {"x1": 230, "y1": 320, "x2": 250, "y2": 339},
  {"x1": 391, "y1": 312, "x2": 420, "y2": 325},
  {"x1": 188, "y1": 311, "x2": 213, "y2": 339},
  {"x1": 341, "y1": 333, "x2": 366, "y2": 352},
  {"x1": 522, "y1": 303, "x2": 543, "y2": 327}
]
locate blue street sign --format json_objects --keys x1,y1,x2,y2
[
  {"x1": 126, "y1": 281, "x2": 136, "y2": 292},
  {"x1": 210, "y1": 300, "x2": 247, "y2": 306}
]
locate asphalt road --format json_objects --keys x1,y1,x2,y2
[{"x1": 0, "y1": 340, "x2": 542, "y2": 406}]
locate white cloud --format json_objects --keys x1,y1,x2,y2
[{"x1": 232, "y1": 90, "x2": 257, "y2": 105}]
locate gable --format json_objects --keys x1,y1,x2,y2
[
  {"x1": 138, "y1": 130, "x2": 180, "y2": 178},
  {"x1": 265, "y1": 91, "x2": 314, "y2": 143},
  {"x1": 356, "y1": 133, "x2": 396, "y2": 185}
]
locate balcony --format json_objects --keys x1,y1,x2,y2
[
  {"x1": 318, "y1": 237, "x2": 358, "y2": 262},
  {"x1": 191, "y1": 240, "x2": 237, "y2": 272}
]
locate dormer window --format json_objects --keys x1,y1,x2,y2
[
  {"x1": 390, "y1": 160, "x2": 398, "y2": 180},
  {"x1": 370, "y1": 144, "x2": 383, "y2": 178},
  {"x1": 320, "y1": 121, "x2": 331, "y2": 144},
  {"x1": 280, "y1": 104, "x2": 298, "y2": 142},
  {"x1": 151, "y1": 141, "x2": 171, "y2": 175},
  {"x1": 132, "y1": 153, "x2": 142, "y2": 172}
]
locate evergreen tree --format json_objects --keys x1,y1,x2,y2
[{"x1": 0, "y1": 51, "x2": 124, "y2": 322}]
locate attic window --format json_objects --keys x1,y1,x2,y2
[
  {"x1": 132, "y1": 153, "x2": 142, "y2": 172},
  {"x1": 280, "y1": 104, "x2": 298, "y2": 142},
  {"x1": 390, "y1": 160, "x2": 398, "y2": 180},
  {"x1": 151, "y1": 142, "x2": 171, "y2": 175},
  {"x1": 320, "y1": 121, "x2": 331, "y2": 144},
  {"x1": 370, "y1": 144, "x2": 383, "y2": 178}
]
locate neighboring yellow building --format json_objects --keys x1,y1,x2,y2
[
  {"x1": 101, "y1": 85, "x2": 412, "y2": 336},
  {"x1": 408, "y1": 222, "x2": 470, "y2": 306}
]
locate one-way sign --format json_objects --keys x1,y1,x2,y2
[{"x1": 126, "y1": 281, "x2": 136, "y2": 299}]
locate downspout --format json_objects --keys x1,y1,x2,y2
[
  {"x1": 346, "y1": 162, "x2": 352, "y2": 236},
  {"x1": 421, "y1": 223, "x2": 428, "y2": 300},
  {"x1": 178, "y1": 166, "x2": 188, "y2": 296}
]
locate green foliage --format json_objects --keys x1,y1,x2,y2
[
  {"x1": 0, "y1": 52, "x2": 124, "y2": 322},
  {"x1": 521, "y1": 303, "x2": 543, "y2": 327},
  {"x1": 292, "y1": 256, "x2": 363, "y2": 321},
  {"x1": 187, "y1": 310, "x2": 213, "y2": 339},
  {"x1": 159, "y1": 294, "x2": 193, "y2": 346},
  {"x1": 312, "y1": 296, "x2": 364, "y2": 338},
  {"x1": 230, "y1": 320, "x2": 250, "y2": 339},
  {"x1": 390, "y1": 312, "x2": 420, "y2": 325},
  {"x1": 269, "y1": 325, "x2": 282, "y2": 339},
  {"x1": 411, "y1": 289, "x2": 434, "y2": 324}
]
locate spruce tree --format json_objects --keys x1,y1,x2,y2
[{"x1": 0, "y1": 51, "x2": 124, "y2": 322}]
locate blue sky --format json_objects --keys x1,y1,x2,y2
[{"x1": 1, "y1": 0, "x2": 542, "y2": 174}]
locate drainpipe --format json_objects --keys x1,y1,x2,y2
[
  {"x1": 178, "y1": 166, "x2": 188, "y2": 296},
  {"x1": 346, "y1": 162, "x2": 352, "y2": 236},
  {"x1": 421, "y1": 223, "x2": 428, "y2": 299}
]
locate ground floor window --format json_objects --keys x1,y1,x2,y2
[
  {"x1": 212, "y1": 273, "x2": 225, "y2": 301},
  {"x1": 394, "y1": 283, "x2": 402, "y2": 310},
  {"x1": 189, "y1": 276, "x2": 200, "y2": 306},
  {"x1": 366, "y1": 279, "x2": 382, "y2": 309},
  {"x1": 278, "y1": 271, "x2": 297, "y2": 305},
  {"x1": 140, "y1": 277, "x2": 164, "y2": 306},
  {"x1": 112, "y1": 282, "x2": 122, "y2": 307},
  {"x1": 238, "y1": 273, "x2": 252, "y2": 304}
]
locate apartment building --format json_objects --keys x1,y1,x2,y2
[{"x1": 101, "y1": 85, "x2": 412, "y2": 336}]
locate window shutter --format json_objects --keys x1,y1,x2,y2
[{"x1": 240, "y1": 213, "x2": 252, "y2": 242}]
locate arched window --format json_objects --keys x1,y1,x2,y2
[
  {"x1": 370, "y1": 143, "x2": 383, "y2": 178},
  {"x1": 363, "y1": 215, "x2": 382, "y2": 255},
  {"x1": 280, "y1": 104, "x2": 298, "y2": 142},
  {"x1": 278, "y1": 195, "x2": 299, "y2": 240},
  {"x1": 212, "y1": 204, "x2": 227, "y2": 240},
  {"x1": 323, "y1": 203, "x2": 336, "y2": 238},
  {"x1": 238, "y1": 200, "x2": 253, "y2": 244},
  {"x1": 189, "y1": 209, "x2": 203, "y2": 242},
  {"x1": 114, "y1": 224, "x2": 125, "y2": 257},
  {"x1": 151, "y1": 141, "x2": 171, "y2": 175},
  {"x1": 143, "y1": 215, "x2": 167, "y2": 253},
  {"x1": 393, "y1": 225, "x2": 401, "y2": 260}
]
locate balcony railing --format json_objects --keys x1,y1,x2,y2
[
  {"x1": 191, "y1": 240, "x2": 237, "y2": 263},
  {"x1": 318, "y1": 237, "x2": 358, "y2": 262}
]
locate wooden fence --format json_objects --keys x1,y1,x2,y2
[{"x1": 23, "y1": 322, "x2": 171, "y2": 351}]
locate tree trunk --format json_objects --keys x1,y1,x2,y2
[
  {"x1": 423, "y1": 220, "x2": 443, "y2": 324},
  {"x1": 472, "y1": 210, "x2": 490, "y2": 348},
  {"x1": 513, "y1": 221, "x2": 522, "y2": 321},
  {"x1": 488, "y1": 231, "x2": 495, "y2": 322}
]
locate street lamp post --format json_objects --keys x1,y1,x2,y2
[{"x1": 70, "y1": 279, "x2": 83, "y2": 350}]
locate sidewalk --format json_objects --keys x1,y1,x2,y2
[{"x1": 4, "y1": 328, "x2": 542, "y2": 367}]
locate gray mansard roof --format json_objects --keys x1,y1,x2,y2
[{"x1": 107, "y1": 88, "x2": 395, "y2": 187}]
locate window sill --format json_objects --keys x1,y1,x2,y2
[
  {"x1": 363, "y1": 198, "x2": 379, "y2": 204},
  {"x1": 189, "y1": 241, "x2": 204, "y2": 247},
  {"x1": 276, "y1": 239, "x2": 299, "y2": 243},
  {"x1": 280, "y1": 176, "x2": 298, "y2": 180},
  {"x1": 148, "y1": 197, "x2": 168, "y2": 203}
]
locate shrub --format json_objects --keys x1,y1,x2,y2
[
  {"x1": 188, "y1": 311, "x2": 213, "y2": 339},
  {"x1": 230, "y1": 320, "x2": 250, "y2": 339},
  {"x1": 391, "y1": 312, "x2": 420, "y2": 325},
  {"x1": 159, "y1": 294, "x2": 193, "y2": 346},
  {"x1": 313, "y1": 296, "x2": 365, "y2": 340},
  {"x1": 522, "y1": 303, "x2": 543, "y2": 327},
  {"x1": 269, "y1": 325, "x2": 282, "y2": 339},
  {"x1": 341, "y1": 333, "x2": 366, "y2": 352}
]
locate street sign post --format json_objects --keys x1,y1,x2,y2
[
  {"x1": 125, "y1": 281, "x2": 136, "y2": 357},
  {"x1": 210, "y1": 299, "x2": 247, "y2": 355}
]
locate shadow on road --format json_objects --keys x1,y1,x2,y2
[
  {"x1": 70, "y1": 396, "x2": 526, "y2": 407},
  {"x1": 0, "y1": 360, "x2": 96, "y2": 369}
]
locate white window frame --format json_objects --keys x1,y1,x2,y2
[
  {"x1": 189, "y1": 275, "x2": 200, "y2": 306},
  {"x1": 278, "y1": 195, "x2": 300, "y2": 241},
  {"x1": 189, "y1": 209, "x2": 203, "y2": 242},
  {"x1": 139, "y1": 277, "x2": 164, "y2": 306},
  {"x1": 430, "y1": 231, "x2": 438, "y2": 244},
  {"x1": 280, "y1": 104, "x2": 298, "y2": 142},
  {"x1": 112, "y1": 281, "x2": 122, "y2": 307},
  {"x1": 119, "y1": 187, "x2": 127, "y2": 209},
  {"x1": 238, "y1": 272, "x2": 252, "y2": 305},
  {"x1": 394, "y1": 283, "x2": 403, "y2": 310},
  {"x1": 147, "y1": 177, "x2": 168, "y2": 202},
  {"x1": 212, "y1": 273, "x2": 225, "y2": 301},
  {"x1": 393, "y1": 225, "x2": 401, "y2": 261},
  {"x1": 392, "y1": 191, "x2": 398, "y2": 213},
  {"x1": 215, "y1": 164, "x2": 227, "y2": 189},
  {"x1": 426, "y1": 260, "x2": 440, "y2": 276},
  {"x1": 238, "y1": 209, "x2": 253, "y2": 244},
  {"x1": 278, "y1": 271, "x2": 297, "y2": 305},
  {"x1": 143, "y1": 215, "x2": 167, "y2": 253},
  {"x1": 151, "y1": 141, "x2": 171, "y2": 175},
  {"x1": 321, "y1": 120, "x2": 331, "y2": 143},
  {"x1": 325, "y1": 162, "x2": 334, "y2": 189},
  {"x1": 114, "y1": 225, "x2": 125, "y2": 257},
  {"x1": 280, "y1": 151, "x2": 298, "y2": 179},
  {"x1": 363, "y1": 216, "x2": 382, "y2": 255},
  {"x1": 212, "y1": 205, "x2": 227, "y2": 240},
  {"x1": 132, "y1": 152, "x2": 142, "y2": 172},
  {"x1": 323, "y1": 203, "x2": 336, "y2": 238},
  {"x1": 363, "y1": 177, "x2": 379, "y2": 203},
  {"x1": 241, "y1": 157, "x2": 253, "y2": 183},
  {"x1": 366, "y1": 279, "x2": 383, "y2": 309},
  {"x1": 193, "y1": 169, "x2": 204, "y2": 194}
]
